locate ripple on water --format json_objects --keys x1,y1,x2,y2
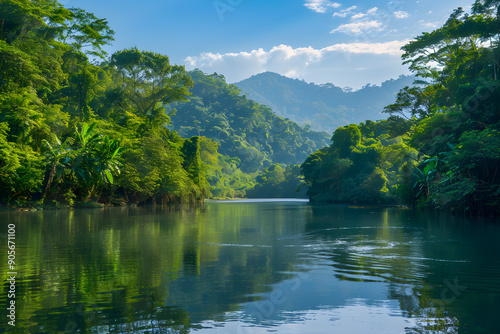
[{"x1": 202, "y1": 242, "x2": 272, "y2": 248}]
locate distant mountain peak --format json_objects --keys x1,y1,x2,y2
[{"x1": 235, "y1": 72, "x2": 415, "y2": 133}]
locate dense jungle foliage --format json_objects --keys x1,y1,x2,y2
[
  {"x1": 0, "y1": 0, "x2": 329, "y2": 206},
  {"x1": 0, "y1": 1, "x2": 265, "y2": 205},
  {"x1": 302, "y1": 0, "x2": 500, "y2": 216}
]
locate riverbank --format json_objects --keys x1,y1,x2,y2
[
  {"x1": 2, "y1": 198, "x2": 497, "y2": 218},
  {"x1": 0, "y1": 201, "x2": 112, "y2": 212}
]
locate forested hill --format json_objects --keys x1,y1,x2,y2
[
  {"x1": 235, "y1": 72, "x2": 415, "y2": 133},
  {"x1": 300, "y1": 3, "x2": 500, "y2": 216},
  {"x1": 169, "y1": 70, "x2": 330, "y2": 173}
]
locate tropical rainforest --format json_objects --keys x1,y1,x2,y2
[
  {"x1": 302, "y1": 1, "x2": 500, "y2": 216},
  {"x1": 0, "y1": 0, "x2": 499, "y2": 216},
  {"x1": 0, "y1": 0, "x2": 328, "y2": 206}
]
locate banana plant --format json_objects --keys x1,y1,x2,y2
[
  {"x1": 92, "y1": 135, "x2": 122, "y2": 185},
  {"x1": 414, "y1": 159, "x2": 439, "y2": 198},
  {"x1": 41, "y1": 135, "x2": 74, "y2": 198},
  {"x1": 68, "y1": 122, "x2": 123, "y2": 199},
  {"x1": 73, "y1": 122, "x2": 100, "y2": 150}
]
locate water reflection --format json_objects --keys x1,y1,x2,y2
[
  {"x1": 300, "y1": 205, "x2": 499, "y2": 333},
  {"x1": 0, "y1": 202, "x2": 499, "y2": 333}
]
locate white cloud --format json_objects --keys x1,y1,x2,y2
[
  {"x1": 184, "y1": 41, "x2": 410, "y2": 89},
  {"x1": 394, "y1": 11, "x2": 409, "y2": 19},
  {"x1": 351, "y1": 13, "x2": 367, "y2": 19},
  {"x1": 304, "y1": 0, "x2": 341, "y2": 13},
  {"x1": 421, "y1": 21, "x2": 439, "y2": 29},
  {"x1": 333, "y1": 12, "x2": 348, "y2": 18},
  {"x1": 323, "y1": 40, "x2": 409, "y2": 55},
  {"x1": 285, "y1": 69, "x2": 299, "y2": 78},
  {"x1": 334, "y1": 6, "x2": 380, "y2": 23},
  {"x1": 330, "y1": 20, "x2": 383, "y2": 35},
  {"x1": 332, "y1": 5, "x2": 357, "y2": 18}
]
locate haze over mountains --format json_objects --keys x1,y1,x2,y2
[{"x1": 235, "y1": 72, "x2": 415, "y2": 133}]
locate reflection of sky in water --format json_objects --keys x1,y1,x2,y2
[
  {"x1": 195, "y1": 304, "x2": 417, "y2": 334},
  {"x1": 192, "y1": 263, "x2": 420, "y2": 333},
  {"x1": 166, "y1": 205, "x2": 466, "y2": 333}
]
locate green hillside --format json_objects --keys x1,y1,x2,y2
[{"x1": 169, "y1": 70, "x2": 330, "y2": 173}]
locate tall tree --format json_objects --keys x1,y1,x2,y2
[
  {"x1": 56, "y1": 7, "x2": 115, "y2": 59},
  {"x1": 110, "y1": 49, "x2": 193, "y2": 132}
]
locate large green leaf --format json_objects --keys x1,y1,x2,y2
[{"x1": 104, "y1": 170, "x2": 113, "y2": 184}]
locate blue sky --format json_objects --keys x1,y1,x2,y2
[{"x1": 68, "y1": 0, "x2": 475, "y2": 89}]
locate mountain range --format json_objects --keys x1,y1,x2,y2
[{"x1": 235, "y1": 72, "x2": 415, "y2": 134}]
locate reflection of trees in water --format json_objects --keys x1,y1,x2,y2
[
  {"x1": 8, "y1": 279, "x2": 192, "y2": 333},
  {"x1": 0, "y1": 203, "x2": 311, "y2": 333},
  {"x1": 0, "y1": 208, "x2": 195, "y2": 333},
  {"x1": 97, "y1": 304, "x2": 191, "y2": 334}
]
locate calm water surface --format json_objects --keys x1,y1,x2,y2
[{"x1": 1, "y1": 200, "x2": 500, "y2": 333}]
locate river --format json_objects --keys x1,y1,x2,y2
[{"x1": 1, "y1": 199, "x2": 499, "y2": 333}]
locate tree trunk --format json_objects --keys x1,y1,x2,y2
[{"x1": 43, "y1": 162, "x2": 57, "y2": 198}]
